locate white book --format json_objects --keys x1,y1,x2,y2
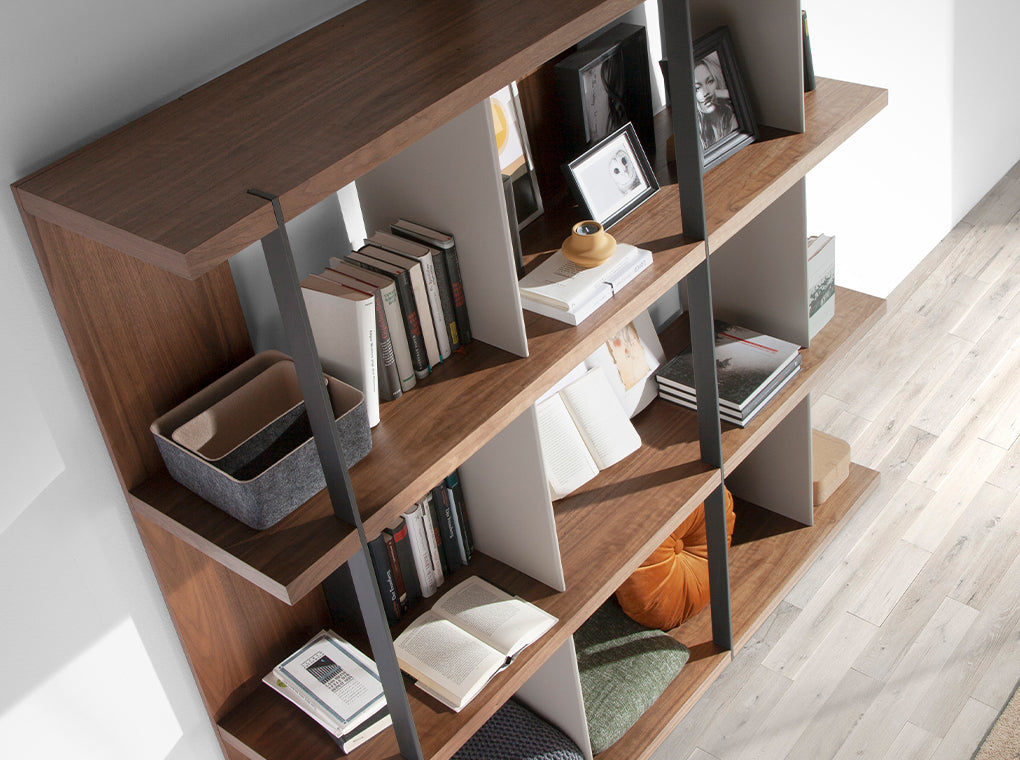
[
  {"x1": 402, "y1": 501, "x2": 438, "y2": 597},
  {"x1": 300, "y1": 275, "x2": 379, "y2": 427},
  {"x1": 535, "y1": 366, "x2": 642, "y2": 500},
  {"x1": 358, "y1": 245, "x2": 441, "y2": 370},
  {"x1": 327, "y1": 258, "x2": 417, "y2": 393},
  {"x1": 518, "y1": 243, "x2": 650, "y2": 312},
  {"x1": 262, "y1": 630, "x2": 389, "y2": 740},
  {"x1": 393, "y1": 576, "x2": 557, "y2": 712},
  {"x1": 519, "y1": 246, "x2": 652, "y2": 324},
  {"x1": 366, "y1": 230, "x2": 452, "y2": 361},
  {"x1": 419, "y1": 492, "x2": 445, "y2": 589}
]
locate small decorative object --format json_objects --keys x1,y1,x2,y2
[
  {"x1": 561, "y1": 220, "x2": 617, "y2": 268},
  {"x1": 555, "y1": 23, "x2": 655, "y2": 157},
  {"x1": 807, "y1": 233, "x2": 836, "y2": 339},
  {"x1": 692, "y1": 26, "x2": 758, "y2": 170},
  {"x1": 564, "y1": 122, "x2": 658, "y2": 228}
]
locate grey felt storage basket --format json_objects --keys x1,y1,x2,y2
[{"x1": 150, "y1": 350, "x2": 372, "y2": 529}]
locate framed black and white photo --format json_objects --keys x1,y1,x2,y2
[
  {"x1": 692, "y1": 27, "x2": 758, "y2": 170},
  {"x1": 554, "y1": 23, "x2": 655, "y2": 158},
  {"x1": 564, "y1": 123, "x2": 658, "y2": 228}
]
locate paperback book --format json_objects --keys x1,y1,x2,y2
[
  {"x1": 392, "y1": 576, "x2": 557, "y2": 712},
  {"x1": 263, "y1": 630, "x2": 391, "y2": 753}
]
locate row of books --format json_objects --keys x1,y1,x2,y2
[
  {"x1": 517, "y1": 242, "x2": 652, "y2": 325},
  {"x1": 367, "y1": 470, "x2": 474, "y2": 625},
  {"x1": 301, "y1": 219, "x2": 472, "y2": 427},
  {"x1": 263, "y1": 629, "x2": 391, "y2": 754},
  {"x1": 655, "y1": 320, "x2": 802, "y2": 427}
]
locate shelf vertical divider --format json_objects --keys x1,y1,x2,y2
[
  {"x1": 251, "y1": 190, "x2": 424, "y2": 760},
  {"x1": 662, "y1": 0, "x2": 732, "y2": 651}
]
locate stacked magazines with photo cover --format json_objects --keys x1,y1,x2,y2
[
  {"x1": 263, "y1": 630, "x2": 392, "y2": 754},
  {"x1": 656, "y1": 320, "x2": 802, "y2": 427}
]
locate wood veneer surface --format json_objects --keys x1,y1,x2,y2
[{"x1": 13, "y1": 0, "x2": 644, "y2": 278}]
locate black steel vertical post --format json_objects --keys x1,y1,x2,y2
[
  {"x1": 251, "y1": 190, "x2": 424, "y2": 760},
  {"x1": 661, "y1": 0, "x2": 733, "y2": 651}
]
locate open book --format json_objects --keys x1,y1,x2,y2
[
  {"x1": 535, "y1": 365, "x2": 642, "y2": 500},
  {"x1": 392, "y1": 576, "x2": 557, "y2": 712}
]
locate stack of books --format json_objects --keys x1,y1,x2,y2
[
  {"x1": 263, "y1": 630, "x2": 392, "y2": 754},
  {"x1": 656, "y1": 321, "x2": 802, "y2": 427},
  {"x1": 301, "y1": 219, "x2": 472, "y2": 427},
  {"x1": 518, "y1": 242, "x2": 652, "y2": 325},
  {"x1": 367, "y1": 470, "x2": 474, "y2": 625}
]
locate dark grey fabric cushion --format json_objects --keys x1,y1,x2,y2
[
  {"x1": 574, "y1": 598, "x2": 690, "y2": 754},
  {"x1": 453, "y1": 698, "x2": 584, "y2": 760}
]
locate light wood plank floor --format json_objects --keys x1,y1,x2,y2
[{"x1": 652, "y1": 160, "x2": 1020, "y2": 760}]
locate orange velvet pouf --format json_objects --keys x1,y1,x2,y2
[{"x1": 615, "y1": 489, "x2": 735, "y2": 630}]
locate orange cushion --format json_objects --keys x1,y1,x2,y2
[{"x1": 615, "y1": 489, "x2": 735, "y2": 630}]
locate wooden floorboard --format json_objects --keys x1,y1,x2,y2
[{"x1": 649, "y1": 161, "x2": 1020, "y2": 760}]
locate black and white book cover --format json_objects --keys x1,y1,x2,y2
[{"x1": 656, "y1": 321, "x2": 801, "y2": 411}]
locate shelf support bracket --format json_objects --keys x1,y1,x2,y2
[
  {"x1": 251, "y1": 189, "x2": 424, "y2": 760},
  {"x1": 662, "y1": 0, "x2": 733, "y2": 652}
]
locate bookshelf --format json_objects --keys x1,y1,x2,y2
[{"x1": 11, "y1": 1, "x2": 887, "y2": 759}]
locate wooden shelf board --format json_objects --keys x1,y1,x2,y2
[
  {"x1": 12, "y1": 0, "x2": 645, "y2": 279},
  {"x1": 128, "y1": 238, "x2": 704, "y2": 604},
  {"x1": 728, "y1": 463, "x2": 880, "y2": 651},
  {"x1": 704, "y1": 78, "x2": 888, "y2": 253}
]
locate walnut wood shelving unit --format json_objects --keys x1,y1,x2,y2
[{"x1": 11, "y1": 0, "x2": 887, "y2": 759}]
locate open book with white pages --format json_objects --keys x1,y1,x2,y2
[{"x1": 392, "y1": 576, "x2": 557, "y2": 712}]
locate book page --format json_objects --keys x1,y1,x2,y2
[
  {"x1": 559, "y1": 367, "x2": 641, "y2": 470},
  {"x1": 432, "y1": 577, "x2": 557, "y2": 657},
  {"x1": 393, "y1": 610, "x2": 505, "y2": 707},
  {"x1": 535, "y1": 393, "x2": 600, "y2": 500}
]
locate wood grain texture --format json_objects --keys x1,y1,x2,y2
[
  {"x1": 12, "y1": 0, "x2": 645, "y2": 278},
  {"x1": 22, "y1": 214, "x2": 252, "y2": 491}
]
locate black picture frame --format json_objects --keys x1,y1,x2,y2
[
  {"x1": 564, "y1": 122, "x2": 659, "y2": 229},
  {"x1": 554, "y1": 23, "x2": 655, "y2": 158},
  {"x1": 692, "y1": 27, "x2": 758, "y2": 170}
]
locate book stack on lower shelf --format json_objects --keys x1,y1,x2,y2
[
  {"x1": 656, "y1": 321, "x2": 802, "y2": 428},
  {"x1": 370, "y1": 470, "x2": 474, "y2": 625},
  {"x1": 263, "y1": 630, "x2": 392, "y2": 754}
]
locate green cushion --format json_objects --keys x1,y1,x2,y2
[
  {"x1": 453, "y1": 698, "x2": 584, "y2": 760},
  {"x1": 574, "y1": 599, "x2": 690, "y2": 754}
]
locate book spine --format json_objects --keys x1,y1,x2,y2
[
  {"x1": 385, "y1": 519, "x2": 422, "y2": 603},
  {"x1": 442, "y1": 243, "x2": 472, "y2": 344},
  {"x1": 352, "y1": 259, "x2": 429, "y2": 380},
  {"x1": 372, "y1": 294, "x2": 402, "y2": 403},
  {"x1": 367, "y1": 535, "x2": 401, "y2": 624},
  {"x1": 381, "y1": 529, "x2": 407, "y2": 612},
  {"x1": 430, "y1": 251, "x2": 460, "y2": 351},
  {"x1": 420, "y1": 493, "x2": 446, "y2": 587},
  {"x1": 445, "y1": 471, "x2": 473, "y2": 561},
  {"x1": 378, "y1": 283, "x2": 416, "y2": 392},
  {"x1": 430, "y1": 484, "x2": 463, "y2": 574},
  {"x1": 403, "y1": 506, "x2": 438, "y2": 597},
  {"x1": 417, "y1": 253, "x2": 452, "y2": 360}
]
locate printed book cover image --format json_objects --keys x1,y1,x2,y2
[{"x1": 657, "y1": 321, "x2": 801, "y2": 411}]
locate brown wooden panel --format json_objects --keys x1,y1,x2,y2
[
  {"x1": 134, "y1": 510, "x2": 331, "y2": 726},
  {"x1": 14, "y1": 0, "x2": 646, "y2": 276},
  {"x1": 24, "y1": 214, "x2": 252, "y2": 491}
]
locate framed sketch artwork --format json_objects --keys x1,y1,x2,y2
[
  {"x1": 692, "y1": 27, "x2": 758, "y2": 170},
  {"x1": 564, "y1": 123, "x2": 658, "y2": 228}
]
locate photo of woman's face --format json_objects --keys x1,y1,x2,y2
[{"x1": 694, "y1": 61, "x2": 718, "y2": 114}]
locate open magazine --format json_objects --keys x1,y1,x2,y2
[{"x1": 393, "y1": 576, "x2": 557, "y2": 711}]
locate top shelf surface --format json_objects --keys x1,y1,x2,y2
[{"x1": 12, "y1": 0, "x2": 643, "y2": 279}]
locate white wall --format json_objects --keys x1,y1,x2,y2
[
  {"x1": 0, "y1": 1, "x2": 1018, "y2": 759},
  {"x1": 803, "y1": 0, "x2": 1020, "y2": 297}
]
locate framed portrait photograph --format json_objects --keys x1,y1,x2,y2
[
  {"x1": 564, "y1": 122, "x2": 659, "y2": 228},
  {"x1": 692, "y1": 27, "x2": 758, "y2": 170},
  {"x1": 555, "y1": 23, "x2": 655, "y2": 158}
]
